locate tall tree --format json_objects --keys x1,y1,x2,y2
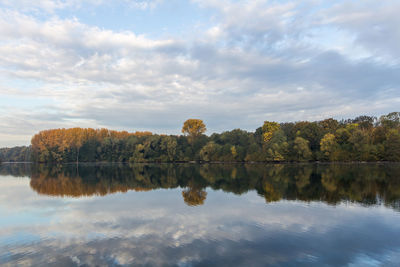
[{"x1": 182, "y1": 119, "x2": 207, "y2": 143}]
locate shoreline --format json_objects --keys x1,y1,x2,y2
[{"x1": 1, "y1": 161, "x2": 399, "y2": 165}]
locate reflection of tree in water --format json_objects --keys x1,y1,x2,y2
[
  {"x1": 263, "y1": 182, "x2": 281, "y2": 203},
  {"x1": 321, "y1": 170, "x2": 337, "y2": 192},
  {"x1": 3, "y1": 162, "x2": 399, "y2": 210},
  {"x1": 0, "y1": 163, "x2": 31, "y2": 177},
  {"x1": 294, "y1": 166, "x2": 312, "y2": 191},
  {"x1": 181, "y1": 177, "x2": 207, "y2": 206},
  {"x1": 29, "y1": 164, "x2": 155, "y2": 197},
  {"x1": 182, "y1": 188, "x2": 207, "y2": 206}
]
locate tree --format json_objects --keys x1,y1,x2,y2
[
  {"x1": 384, "y1": 129, "x2": 400, "y2": 161},
  {"x1": 262, "y1": 121, "x2": 280, "y2": 143},
  {"x1": 199, "y1": 141, "x2": 221, "y2": 161},
  {"x1": 352, "y1": 115, "x2": 376, "y2": 130},
  {"x1": 293, "y1": 137, "x2": 312, "y2": 161},
  {"x1": 265, "y1": 130, "x2": 289, "y2": 161},
  {"x1": 182, "y1": 119, "x2": 207, "y2": 143},
  {"x1": 67, "y1": 128, "x2": 85, "y2": 164},
  {"x1": 349, "y1": 129, "x2": 374, "y2": 161},
  {"x1": 231, "y1": 146, "x2": 238, "y2": 160},
  {"x1": 292, "y1": 121, "x2": 323, "y2": 151},
  {"x1": 0, "y1": 146, "x2": 31, "y2": 162},
  {"x1": 379, "y1": 112, "x2": 400, "y2": 128},
  {"x1": 158, "y1": 136, "x2": 178, "y2": 162},
  {"x1": 320, "y1": 133, "x2": 338, "y2": 161},
  {"x1": 319, "y1": 118, "x2": 339, "y2": 134}
]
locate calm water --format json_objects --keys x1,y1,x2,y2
[{"x1": 0, "y1": 163, "x2": 400, "y2": 266}]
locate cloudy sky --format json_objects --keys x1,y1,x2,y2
[{"x1": 0, "y1": 0, "x2": 399, "y2": 147}]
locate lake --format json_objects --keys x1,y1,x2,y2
[{"x1": 0, "y1": 163, "x2": 400, "y2": 266}]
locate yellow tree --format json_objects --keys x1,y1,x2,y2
[
  {"x1": 181, "y1": 119, "x2": 206, "y2": 143},
  {"x1": 320, "y1": 133, "x2": 339, "y2": 161},
  {"x1": 262, "y1": 121, "x2": 280, "y2": 143}
]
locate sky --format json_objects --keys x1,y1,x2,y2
[{"x1": 0, "y1": 0, "x2": 399, "y2": 147}]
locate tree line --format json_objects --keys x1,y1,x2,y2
[
  {"x1": 0, "y1": 146, "x2": 31, "y2": 163},
  {"x1": 1, "y1": 112, "x2": 399, "y2": 163}
]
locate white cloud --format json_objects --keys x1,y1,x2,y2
[{"x1": 317, "y1": 0, "x2": 400, "y2": 61}]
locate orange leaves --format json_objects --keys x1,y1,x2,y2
[
  {"x1": 181, "y1": 119, "x2": 207, "y2": 143},
  {"x1": 182, "y1": 119, "x2": 206, "y2": 136},
  {"x1": 31, "y1": 128, "x2": 152, "y2": 153}
]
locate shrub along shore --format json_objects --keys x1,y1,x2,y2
[{"x1": 1, "y1": 112, "x2": 399, "y2": 163}]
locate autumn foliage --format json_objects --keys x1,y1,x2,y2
[
  {"x1": 181, "y1": 119, "x2": 207, "y2": 143},
  {"x1": 31, "y1": 128, "x2": 151, "y2": 163},
  {"x1": 2, "y1": 111, "x2": 398, "y2": 163}
]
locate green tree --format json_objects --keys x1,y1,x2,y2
[
  {"x1": 353, "y1": 115, "x2": 376, "y2": 130},
  {"x1": 161, "y1": 136, "x2": 177, "y2": 161},
  {"x1": 292, "y1": 121, "x2": 323, "y2": 152},
  {"x1": 384, "y1": 129, "x2": 400, "y2": 161},
  {"x1": 199, "y1": 142, "x2": 221, "y2": 161},
  {"x1": 380, "y1": 112, "x2": 400, "y2": 128},
  {"x1": 319, "y1": 118, "x2": 339, "y2": 134},
  {"x1": 265, "y1": 130, "x2": 288, "y2": 161},
  {"x1": 293, "y1": 137, "x2": 312, "y2": 161},
  {"x1": 349, "y1": 129, "x2": 376, "y2": 161}
]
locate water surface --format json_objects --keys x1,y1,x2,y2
[{"x1": 1, "y1": 163, "x2": 400, "y2": 266}]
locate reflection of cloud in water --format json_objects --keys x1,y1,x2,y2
[
  {"x1": 3, "y1": 212, "x2": 400, "y2": 266},
  {"x1": 1, "y1": 182, "x2": 400, "y2": 266}
]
